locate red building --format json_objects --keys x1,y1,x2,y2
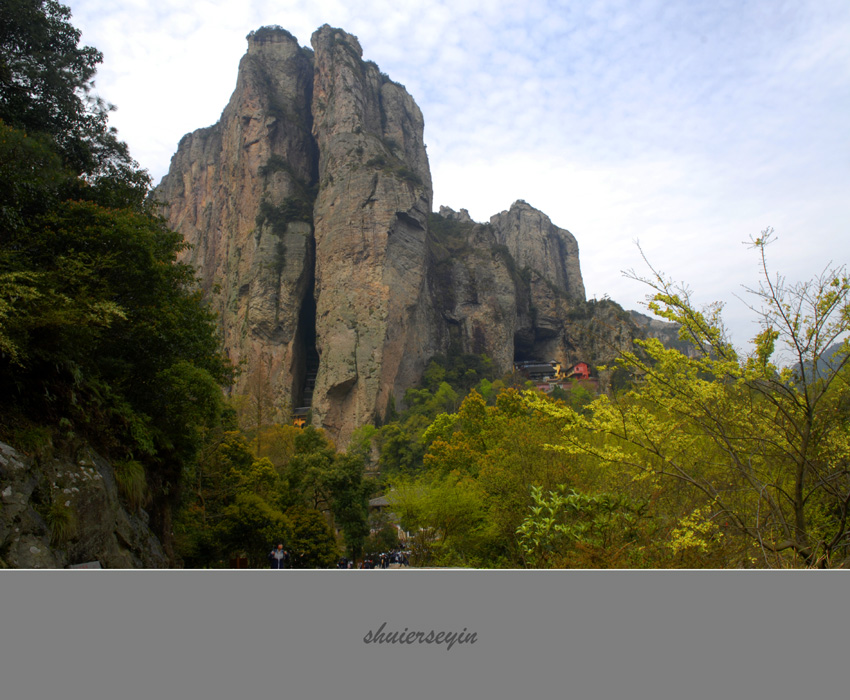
[{"x1": 567, "y1": 362, "x2": 590, "y2": 380}]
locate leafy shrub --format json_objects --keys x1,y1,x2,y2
[
  {"x1": 393, "y1": 165, "x2": 422, "y2": 186},
  {"x1": 6, "y1": 423, "x2": 53, "y2": 458},
  {"x1": 366, "y1": 154, "x2": 387, "y2": 168}
]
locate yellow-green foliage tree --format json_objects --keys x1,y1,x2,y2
[
  {"x1": 529, "y1": 232, "x2": 849, "y2": 568},
  {"x1": 389, "y1": 388, "x2": 599, "y2": 567},
  {"x1": 515, "y1": 485, "x2": 650, "y2": 568}
]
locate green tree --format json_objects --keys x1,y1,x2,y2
[
  {"x1": 217, "y1": 492, "x2": 293, "y2": 567},
  {"x1": 378, "y1": 422, "x2": 425, "y2": 474},
  {"x1": 324, "y1": 452, "x2": 372, "y2": 561},
  {"x1": 175, "y1": 427, "x2": 304, "y2": 568},
  {"x1": 0, "y1": 3, "x2": 233, "y2": 561},
  {"x1": 516, "y1": 485, "x2": 650, "y2": 568},
  {"x1": 286, "y1": 505, "x2": 339, "y2": 568},
  {"x1": 284, "y1": 426, "x2": 372, "y2": 558},
  {"x1": 389, "y1": 469, "x2": 491, "y2": 567},
  {"x1": 0, "y1": 0, "x2": 140, "y2": 182}
]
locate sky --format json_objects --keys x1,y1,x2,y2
[{"x1": 66, "y1": 0, "x2": 850, "y2": 353}]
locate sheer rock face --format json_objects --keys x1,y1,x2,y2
[
  {"x1": 156, "y1": 25, "x2": 619, "y2": 447},
  {"x1": 155, "y1": 29, "x2": 317, "y2": 404},
  {"x1": 630, "y1": 310, "x2": 699, "y2": 358},
  {"x1": 309, "y1": 26, "x2": 435, "y2": 444},
  {"x1": 489, "y1": 200, "x2": 586, "y2": 366},
  {"x1": 490, "y1": 201, "x2": 585, "y2": 303}
]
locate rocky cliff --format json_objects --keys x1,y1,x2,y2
[
  {"x1": 309, "y1": 27, "x2": 435, "y2": 442},
  {"x1": 430, "y1": 204, "x2": 639, "y2": 376},
  {"x1": 0, "y1": 441, "x2": 168, "y2": 568},
  {"x1": 629, "y1": 310, "x2": 699, "y2": 358},
  {"x1": 155, "y1": 25, "x2": 645, "y2": 446}
]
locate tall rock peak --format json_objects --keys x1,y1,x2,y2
[
  {"x1": 246, "y1": 25, "x2": 301, "y2": 48},
  {"x1": 307, "y1": 24, "x2": 433, "y2": 444},
  {"x1": 155, "y1": 25, "x2": 318, "y2": 426},
  {"x1": 489, "y1": 200, "x2": 585, "y2": 302},
  {"x1": 155, "y1": 26, "x2": 633, "y2": 447}
]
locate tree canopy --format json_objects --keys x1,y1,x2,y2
[
  {"x1": 0, "y1": 0, "x2": 141, "y2": 182},
  {"x1": 0, "y1": 1, "x2": 231, "y2": 559}
]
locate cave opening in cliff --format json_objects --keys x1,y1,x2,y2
[{"x1": 513, "y1": 330, "x2": 542, "y2": 364}]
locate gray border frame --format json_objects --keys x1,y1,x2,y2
[{"x1": 1, "y1": 570, "x2": 845, "y2": 699}]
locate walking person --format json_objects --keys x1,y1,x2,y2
[{"x1": 269, "y1": 543, "x2": 287, "y2": 569}]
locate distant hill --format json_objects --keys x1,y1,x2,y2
[{"x1": 795, "y1": 341, "x2": 848, "y2": 381}]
